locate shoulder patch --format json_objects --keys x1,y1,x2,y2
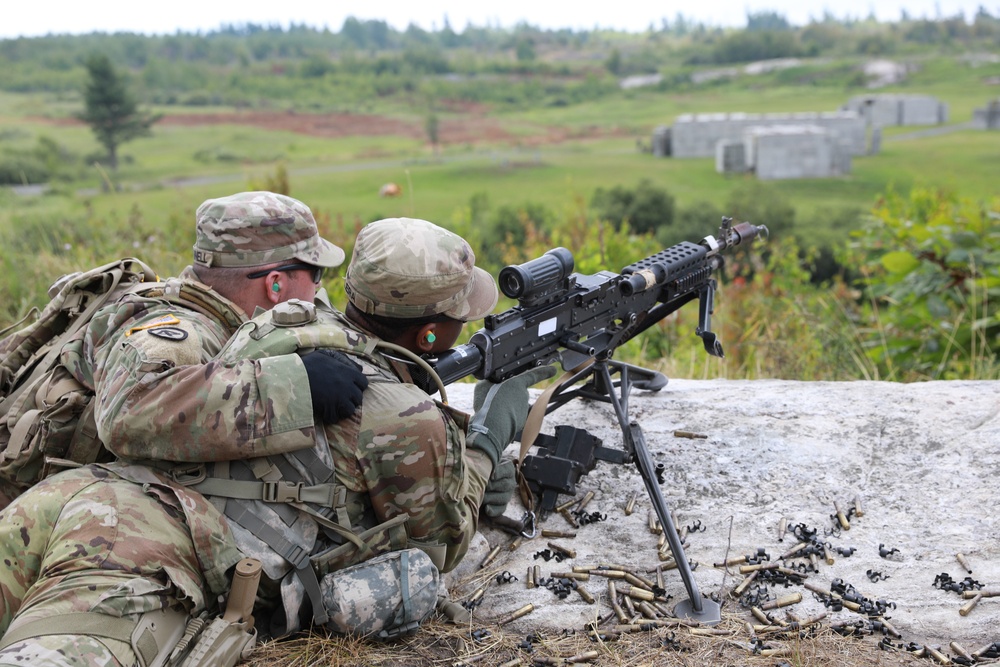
[{"x1": 148, "y1": 326, "x2": 189, "y2": 341}]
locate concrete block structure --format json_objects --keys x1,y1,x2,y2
[
  {"x1": 661, "y1": 111, "x2": 867, "y2": 159},
  {"x1": 743, "y1": 125, "x2": 850, "y2": 180},
  {"x1": 973, "y1": 99, "x2": 1000, "y2": 129},
  {"x1": 842, "y1": 94, "x2": 949, "y2": 126},
  {"x1": 715, "y1": 140, "x2": 747, "y2": 173}
]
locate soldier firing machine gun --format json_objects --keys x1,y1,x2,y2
[{"x1": 424, "y1": 217, "x2": 768, "y2": 624}]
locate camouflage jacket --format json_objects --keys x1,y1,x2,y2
[
  {"x1": 0, "y1": 463, "x2": 242, "y2": 639},
  {"x1": 72, "y1": 266, "x2": 318, "y2": 462},
  {"x1": 214, "y1": 303, "x2": 493, "y2": 574}
]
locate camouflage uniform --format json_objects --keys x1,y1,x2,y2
[
  {"x1": 73, "y1": 191, "x2": 345, "y2": 463},
  {"x1": 204, "y1": 218, "x2": 501, "y2": 635},
  {"x1": 0, "y1": 463, "x2": 242, "y2": 665}
]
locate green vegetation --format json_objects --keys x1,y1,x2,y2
[{"x1": 1, "y1": 14, "x2": 997, "y2": 380}]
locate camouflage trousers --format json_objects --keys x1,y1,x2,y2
[
  {"x1": 321, "y1": 548, "x2": 439, "y2": 639},
  {"x1": 0, "y1": 635, "x2": 126, "y2": 667}
]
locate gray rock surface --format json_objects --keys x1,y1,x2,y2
[{"x1": 443, "y1": 379, "x2": 1000, "y2": 650}]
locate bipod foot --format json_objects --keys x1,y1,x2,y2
[{"x1": 673, "y1": 596, "x2": 722, "y2": 626}]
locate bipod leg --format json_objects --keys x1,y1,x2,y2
[{"x1": 627, "y1": 422, "x2": 721, "y2": 625}]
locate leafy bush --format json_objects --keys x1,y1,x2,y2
[
  {"x1": 843, "y1": 187, "x2": 999, "y2": 380},
  {"x1": 591, "y1": 179, "x2": 675, "y2": 235}
]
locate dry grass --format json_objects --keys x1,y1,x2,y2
[{"x1": 245, "y1": 608, "x2": 969, "y2": 667}]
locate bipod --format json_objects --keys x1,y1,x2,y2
[{"x1": 540, "y1": 358, "x2": 722, "y2": 625}]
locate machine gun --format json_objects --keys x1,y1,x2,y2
[{"x1": 424, "y1": 217, "x2": 767, "y2": 625}]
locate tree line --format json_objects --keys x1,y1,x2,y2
[{"x1": 2, "y1": 11, "x2": 999, "y2": 98}]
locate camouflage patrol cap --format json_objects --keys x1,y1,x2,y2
[
  {"x1": 345, "y1": 217, "x2": 499, "y2": 322},
  {"x1": 193, "y1": 191, "x2": 345, "y2": 269}
]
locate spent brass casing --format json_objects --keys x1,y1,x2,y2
[
  {"x1": 548, "y1": 541, "x2": 576, "y2": 559},
  {"x1": 960, "y1": 593, "x2": 983, "y2": 616},
  {"x1": 823, "y1": 544, "x2": 835, "y2": 565},
  {"x1": 648, "y1": 509, "x2": 662, "y2": 535},
  {"x1": 655, "y1": 566, "x2": 665, "y2": 590},
  {"x1": 715, "y1": 555, "x2": 748, "y2": 568},
  {"x1": 565, "y1": 650, "x2": 600, "y2": 663},
  {"x1": 732, "y1": 570, "x2": 759, "y2": 597},
  {"x1": 624, "y1": 572, "x2": 654, "y2": 591},
  {"x1": 956, "y1": 552, "x2": 973, "y2": 574},
  {"x1": 622, "y1": 594, "x2": 637, "y2": 617},
  {"x1": 551, "y1": 571, "x2": 590, "y2": 581},
  {"x1": 599, "y1": 562, "x2": 633, "y2": 572},
  {"x1": 577, "y1": 490, "x2": 595, "y2": 511},
  {"x1": 760, "y1": 592, "x2": 803, "y2": 610},
  {"x1": 573, "y1": 565, "x2": 597, "y2": 573},
  {"x1": 508, "y1": 536, "x2": 524, "y2": 552},
  {"x1": 673, "y1": 430, "x2": 708, "y2": 439},
  {"x1": 689, "y1": 627, "x2": 731, "y2": 636},
  {"x1": 797, "y1": 611, "x2": 828, "y2": 627},
  {"x1": 481, "y1": 546, "x2": 501, "y2": 569},
  {"x1": 637, "y1": 601, "x2": 659, "y2": 619},
  {"x1": 611, "y1": 597, "x2": 629, "y2": 624},
  {"x1": 622, "y1": 585, "x2": 655, "y2": 602},
  {"x1": 468, "y1": 587, "x2": 486, "y2": 605},
  {"x1": 556, "y1": 497, "x2": 579, "y2": 512},
  {"x1": 533, "y1": 565, "x2": 541, "y2": 587},
  {"x1": 658, "y1": 551, "x2": 677, "y2": 565},
  {"x1": 758, "y1": 648, "x2": 792, "y2": 658},
  {"x1": 592, "y1": 569, "x2": 627, "y2": 579},
  {"x1": 780, "y1": 541, "x2": 809, "y2": 559},
  {"x1": 808, "y1": 553, "x2": 819, "y2": 571},
  {"x1": 624, "y1": 492, "x2": 637, "y2": 516},
  {"x1": 559, "y1": 509, "x2": 580, "y2": 528},
  {"x1": 677, "y1": 526, "x2": 689, "y2": 543},
  {"x1": 778, "y1": 516, "x2": 788, "y2": 541},
  {"x1": 739, "y1": 562, "x2": 779, "y2": 574},
  {"x1": 962, "y1": 588, "x2": 1000, "y2": 598},
  {"x1": 657, "y1": 533, "x2": 667, "y2": 549},
  {"x1": 750, "y1": 606, "x2": 772, "y2": 625},
  {"x1": 526, "y1": 566, "x2": 535, "y2": 589},
  {"x1": 950, "y1": 642, "x2": 973, "y2": 661},
  {"x1": 542, "y1": 529, "x2": 577, "y2": 539},
  {"x1": 925, "y1": 645, "x2": 950, "y2": 665},
  {"x1": 834, "y1": 501, "x2": 850, "y2": 530},
  {"x1": 498, "y1": 659, "x2": 523, "y2": 667},
  {"x1": 854, "y1": 495, "x2": 864, "y2": 517},
  {"x1": 497, "y1": 603, "x2": 534, "y2": 625},
  {"x1": 878, "y1": 618, "x2": 901, "y2": 638},
  {"x1": 577, "y1": 586, "x2": 596, "y2": 605}
]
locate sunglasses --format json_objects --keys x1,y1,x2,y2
[{"x1": 246, "y1": 263, "x2": 324, "y2": 284}]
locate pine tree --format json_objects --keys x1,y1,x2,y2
[{"x1": 78, "y1": 53, "x2": 160, "y2": 171}]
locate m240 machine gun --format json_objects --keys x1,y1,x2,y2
[{"x1": 426, "y1": 217, "x2": 767, "y2": 624}]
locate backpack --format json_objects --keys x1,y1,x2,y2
[{"x1": 0, "y1": 258, "x2": 161, "y2": 506}]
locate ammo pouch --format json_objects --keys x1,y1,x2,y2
[{"x1": 320, "y1": 548, "x2": 440, "y2": 640}]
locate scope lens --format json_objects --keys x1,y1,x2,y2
[{"x1": 499, "y1": 268, "x2": 526, "y2": 299}]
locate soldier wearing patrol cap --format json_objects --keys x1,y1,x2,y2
[
  {"x1": 76, "y1": 190, "x2": 368, "y2": 465},
  {"x1": 193, "y1": 217, "x2": 555, "y2": 639}
]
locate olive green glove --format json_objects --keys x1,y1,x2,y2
[
  {"x1": 467, "y1": 365, "x2": 557, "y2": 468},
  {"x1": 481, "y1": 457, "x2": 517, "y2": 518}
]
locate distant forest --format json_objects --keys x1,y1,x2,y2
[{"x1": 2, "y1": 11, "x2": 998, "y2": 111}]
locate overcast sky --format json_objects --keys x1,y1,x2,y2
[{"x1": 2, "y1": 0, "x2": 993, "y2": 39}]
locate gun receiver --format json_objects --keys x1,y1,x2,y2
[{"x1": 428, "y1": 217, "x2": 766, "y2": 385}]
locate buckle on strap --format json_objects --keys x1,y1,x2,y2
[
  {"x1": 263, "y1": 480, "x2": 304, "y2": 503},
  {"x1": 169, "y1": 463, "x2": 206, "y2": 486}
]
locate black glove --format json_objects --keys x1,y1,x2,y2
[
  {"x1": 301, "y1": 349, "x2": 369, "y2": 423},
  {"x1": 481, "y1": 457, "x2": 517, "y2": 518},
  {"x1": 467, "y1": 365, "x2": 557, "y2": 467}
]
